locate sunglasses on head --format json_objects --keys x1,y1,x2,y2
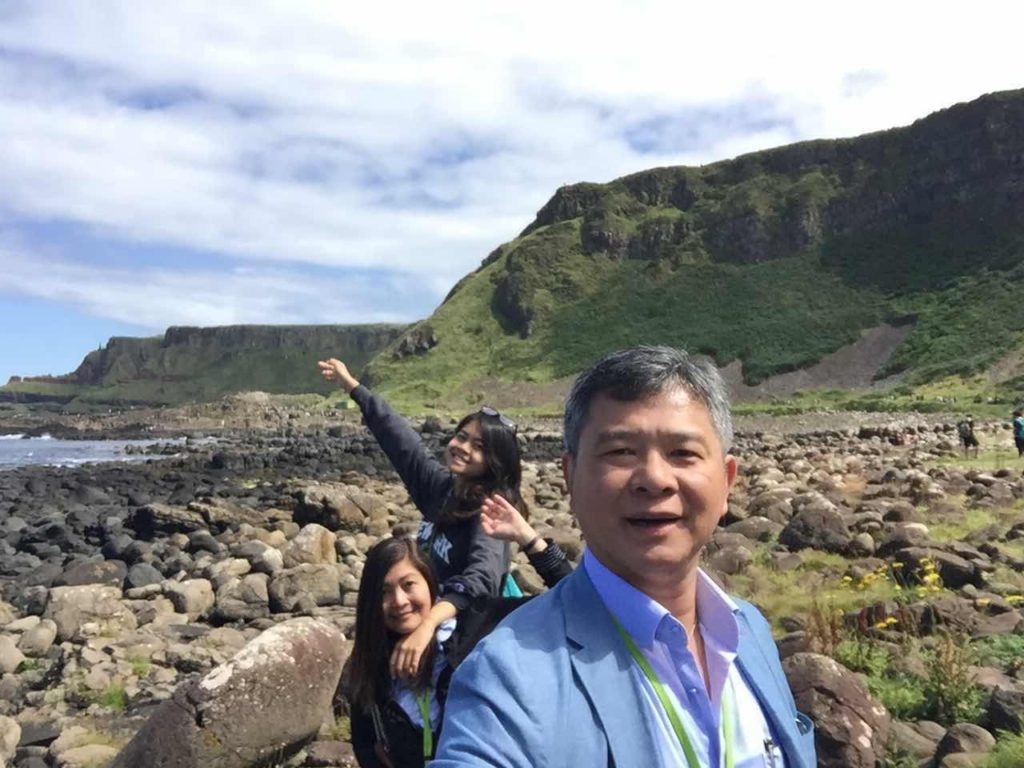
[{"x1": 479, "y1": 405, "x2": 517, "y2": 433}]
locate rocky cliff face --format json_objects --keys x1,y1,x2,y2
[
  {"x1": 4, "y1": 324, "x2": 408, "y2": 405},
  {"x1": 65, "y1": 325, "x2": 406, "y2": 387},
  {"x1": 495, "y1": 89, "x2": 1024, "y2": 332}
]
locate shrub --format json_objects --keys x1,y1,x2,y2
[
  {"x1": 921, "y1": 632, "x2": 985, "y2": 726},
  {"x1": 865, "y1": 673, "x2": 928, "y2": 720}
]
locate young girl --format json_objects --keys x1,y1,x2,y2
[
  {"x1": 318, "y1": 357, "x2": 526, "y2": 678},
  {"x1": 349, "y1": 537, "x2": 448, "y2": 768},
  {"x1": 349, "y1": 502, "x2": 571, "y2": 768}
]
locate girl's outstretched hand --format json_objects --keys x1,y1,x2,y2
[
  {"x1": 481, "y1": 493, "x2": 540, "y2": 551},
  {"x1": 317, "y1": 358, "x2": 359, "y2": 393}
]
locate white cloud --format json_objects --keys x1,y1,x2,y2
[
  {"x1": 0, "y1": 245, "x2": 439, "y2": 329},
  {"x1": 0, "y1": 0, "x2": 1023, "y2": 332}
]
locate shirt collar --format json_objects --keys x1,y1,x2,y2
[{"x1": 583, "y1": 548, "x2": 739, "y2": 652}]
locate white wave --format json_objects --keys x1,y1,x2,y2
[
  {"x1": 38, "y1": 434, "x2": 53, "y2": 440},
  {"x1": 0, "y1": 434, "x2": 26, "y2": 440}
]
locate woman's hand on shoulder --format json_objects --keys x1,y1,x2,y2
[
  {"x1": 317, "y1": 358, "x2": 360, "y2": 393},
  {"x1": 389, "y1": 620, "x2": 436, "y2": 681},
  {"x1": 480, "y1": 493, "x2": 538, "y2": 549}
]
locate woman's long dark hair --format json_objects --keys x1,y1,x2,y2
[
  {"x1": 349, "y1": 537, "x2": 439, "y2": 712},
  {"x1": 444, "y1": 411, "x2": 527, "y2": 522}
]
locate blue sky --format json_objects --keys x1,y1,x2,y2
[{"x1": 1, "y1": 1, "x2": 1023, "y2": 382}]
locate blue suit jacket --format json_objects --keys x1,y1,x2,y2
[{"x1": 432, "y1": 567, "x2": 815, "y2": 767}]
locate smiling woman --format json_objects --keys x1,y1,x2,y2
[
  {"x1": 349, "y1": 538, "x2": 444, "y2": 768},
  {"x1": 317, "y1": 356, "x2": 524, "y2": 684},
  {"x1": 348, "y1": 509, "x2": 574, "y2": 768}
]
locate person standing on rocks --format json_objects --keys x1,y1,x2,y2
[
  {"x1": 349, "y1": 504, "x2": 571, "y2": 768},
  {"x1": 318, "y1": 357, "x2": 525, "y2": 680},
  {"x1": 1013, "y1": 409, "x2": 1024, "y2": 457},
  {"x1": 433, "y1": 345, "x2": 817, "y2": 768},
  {"x1": 957, "y1": 416, "x2": 980, "y2": 459}
]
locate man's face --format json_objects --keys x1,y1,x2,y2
[{"x1": 563, "y1": 388, "x2": 737, "y2": 588}]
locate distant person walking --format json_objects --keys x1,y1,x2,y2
[
  {"x1": 957, "y1": 416, "x2": 979, "y2": 458},
  {"x1": 1013, "y1": 410, "x2": 1024, "y2": 458}
]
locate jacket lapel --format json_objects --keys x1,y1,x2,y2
[
  {"x1": 734, "y1": 609, "x2": 809, "y2": 768},
  {"x1": 562, "y1": 569, "x2": 663, "y2": 767}
]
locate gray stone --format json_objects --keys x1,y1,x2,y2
[
  {"x1": 43, "y1": 585, "x2": 137, "y2": 642},
  {"x1": 126, "y1": 562, "x2": 164, "y2": 589},
  {"x1": 283, "y1": 524, "x2": 337, "y2": 568},
  {"x1": 269, "y1": 565, "x2": 341, "y2": 613},
  {"x1": 0, "y1": 714, "x2": 19, "y2": 766},
  {"x1": 57, "y1": 559, "x2": 127, "y2": 588},
  {"x1": 214, "y1": 574, "x2": 271, "y2": 622},
  {"x1": 293, "y1": 485, "x2": 368, "y2": 532},
  {"x1": 934, "y1": 723, "x2": 995, "y2": 760},
  {"x1": 987, "y1": 687, "x2": 1024, "y2": 734},
  {"x1": 888, "y1": 720, "x2": 940, "y2": 759},
  {"x1": 164, "y1": 579, "x2": 215, "y2": 620},
  {"x1": 779, "y1": 507, "x2": 853, "y2": 554},
  {"x1": 783, "y1": 652, "x2": 890, "y2": 768},
  {"x1": 17, "y1": 619, "x2": 57, "y2": 657},
  {"x1": 112, "y1": 618, "x2": 349, "y2": 768},
  {"x1": 57, "y1": 744, "x2": 120, "y2": 768},
  {"x1": 0, "y1": 635, "x2": 25, "y2": 675}
]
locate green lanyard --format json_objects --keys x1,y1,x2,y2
[
  {"x1": 414, "y1": 689, "x2": 433, "y2": 760},
  {"x1": 612, "y1": 619, "x2": 735, "y2": 768}
]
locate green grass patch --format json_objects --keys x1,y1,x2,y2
[
  {"x1": 986, "y1": 732, "x2": 1024, "y2": 768},
  {"x1": 727, "y1": 549, "x2": 906, "y2": 629},
  {"x1": 972, "y1": 634, "x2": 1024, "y2": 674},
  {"x1": 89, "y1": 683, "x2": 127, "y2": 712},
  {"x1": 127, "y1": 655, "x2": 151, "y2": 678},
  {"x1": 930, "y1": 447, "x2": 1024, "y2": 473}
]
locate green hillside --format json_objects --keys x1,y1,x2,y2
[{"x1": 366, "y1": 89, "x2": 1024, "y2": 409}]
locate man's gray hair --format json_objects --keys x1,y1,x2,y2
[{"x1": 563, "y1": 345, "x2": 733, "y2": 456}]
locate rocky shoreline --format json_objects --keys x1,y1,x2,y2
[{"x1": 0, "y1": 410, "x2": 1022, "y2": 766}]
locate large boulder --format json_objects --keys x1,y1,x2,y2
[
  {"x1": 111, "y1": 618, "x2": 348, "y2": 768},
  {"x1": 214, "y1": 574, "x2": 271, "y2": 622},
  {"x1": 292, "y1": 485, "x2": 369, "y2": 532},
  {"x1": 163, "y1": 579, "x2": 215, "y2": 621},
  {"x1": 43, "y1": 585, "x2": 137, "y2": 642},
  {"x1": 934, "y1": 723, "x2": 996, "y2": 763},
  {"x1": 269, "y1": 565, "x2": 341, "y2": 612},
  {"x1": 987, "y1": 687, "x2": 1024, "y2": 734},
  {"x1": 778, "y1": 507, "x2": 853, "y2": 554},
  {"x1": 0, "y1": 715, "x2": 20, "y2": 767},
  {"x1": 56, "y1": 559, "x2": 127, "y2": 588},
  {"x1": 783, "y1": 652, "x2": 890, "y2": 768},
  {"x1": 129, "y1": 504, "x2": 206, "y2": 538},
  {"x1": 283, "y1": 524, "x2": 337, "y2": 568},
  {"x1": 0, "y1": 636, "x2": 24, "y2": 674},
  {"x1": 893, "y1": 547, "x2": 983, "y2": 590}
]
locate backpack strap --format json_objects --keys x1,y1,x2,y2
[{"x1": 370, "y1": 703, "x2": 390, "y2": 751}]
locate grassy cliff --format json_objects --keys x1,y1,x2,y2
[{"x1": 366, "y1": 89, "x2": 1024, "y2": 409}]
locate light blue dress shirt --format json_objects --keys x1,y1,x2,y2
[{"x1": 584, "y1": 550, "x2": 785, "y2": 768}]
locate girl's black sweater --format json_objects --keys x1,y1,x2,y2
[{"x1": 350, "y1": 385, "x2": 509, "y2": 612}]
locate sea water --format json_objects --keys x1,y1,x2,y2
[{"x1": 0, "y1": 434, "x2": 185, "y2": 470}]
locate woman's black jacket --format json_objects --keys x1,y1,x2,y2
[{"x1": 350, "y1": 385, "x2": 509, "y2": 612}]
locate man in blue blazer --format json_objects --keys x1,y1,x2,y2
[{"x1": 433, "y1": 346, "x2": 815, "y2": 767}]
